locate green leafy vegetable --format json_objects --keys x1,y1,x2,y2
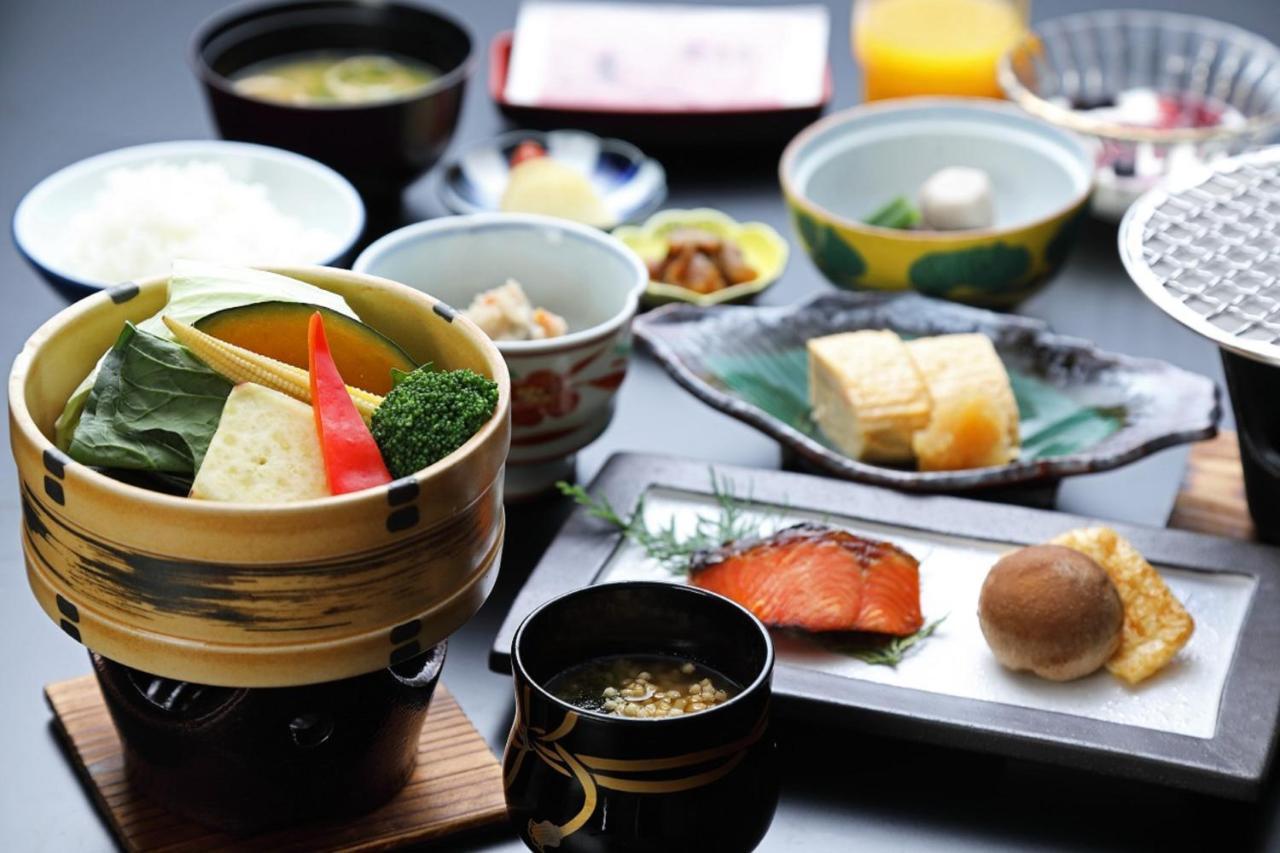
[
  {"x1": 865, "y1": 196, "x2": 921, "y2": 229},
  {"x1": 389, "y1": 366, "x2": 416, "y2": 388},
  {"x1": 67, "y1": 323, "x2": 233, "y2": 474}
]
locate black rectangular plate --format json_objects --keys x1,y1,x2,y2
[{"x1": 491, "y1": 453, "x2": 1280, "y2": 800}]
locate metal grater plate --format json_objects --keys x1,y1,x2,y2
[{"x1": 1120, "y1": 145, "x2": 1280, "y2": 365}]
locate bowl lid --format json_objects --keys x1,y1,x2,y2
[{"x1": 1120, "y1": 145, "x2": 1280, "y2": 366}]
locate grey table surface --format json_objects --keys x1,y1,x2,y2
[{"x1": 1, "y1": 0, "x2": 1276, "y2": 850}]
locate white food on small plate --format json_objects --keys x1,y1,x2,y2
[
  {"x1": 917, "y1": 166, "x2": 995, "y2": 231},
  {"x1": 463, "y1": 278, "x2": 568, "y2": 342},
  {"x1": 59, "y1": 161, "x2": 338, "y2": 282},
  {"x1": 499, "y1": 156, "x2": 616, "y2": 228}
]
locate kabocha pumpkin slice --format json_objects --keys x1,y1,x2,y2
[
  {"x1": 195, "y1": 301, "x2": 415, "y2": 395},
  {"x1": 164, "y1": 316, "x2": 383, "y2": 422}
]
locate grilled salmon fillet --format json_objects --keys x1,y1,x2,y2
[{"x1": 689, "y1": 522, "x2": 923, "y2": 636}]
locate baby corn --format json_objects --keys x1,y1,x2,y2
[{"x1": 162, "y1": 316, "x2": 383, "y2": 422}]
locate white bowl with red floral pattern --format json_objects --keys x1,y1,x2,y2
[{"x1": 355, "y1": 212, "x2": 647, "y2": 499}]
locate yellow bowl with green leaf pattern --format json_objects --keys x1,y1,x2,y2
[
  {"x1": 613, "y1": 208, "x2": 789, "y2": 307},
  {"x1": 779, "y1": 99, "x2": 1095, "y2": 308}
]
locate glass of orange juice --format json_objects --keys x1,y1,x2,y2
[{"x1": 854, "y1": 0, "x2": 1028, "y2": 101}]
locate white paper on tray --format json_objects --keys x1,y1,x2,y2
[
  {"x1": 505, "y1": 2, "x2": 830, "y2": 110},
  {"x1": 597, "y1": 487, "x2": 1256, "y2": 740}
]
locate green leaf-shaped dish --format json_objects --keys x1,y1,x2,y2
[
  {"x1": 633, "y1": 291, "x2": 1220, "y2": 491},
  {"x1": 613, "y1": 208, "x2": 789, "y2": 308}
]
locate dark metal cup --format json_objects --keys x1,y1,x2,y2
[{"x1": 504, "y1": 582, "x2": 778, "y2": 852}]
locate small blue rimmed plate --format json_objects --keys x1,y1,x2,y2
[
  {"x1": 438, "y1": 129, "x2": 666, "y2": 227},
  {"x1": 13, "y1": 140, "x2": 365, "y2": 302}
]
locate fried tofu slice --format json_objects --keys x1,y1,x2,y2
[
  {"x1": 807, "y1": 330, "x2": 932, "y2": 463},
  {"x1": 1050, "y1": 527, "x2": 1194, "y2": 684},
  {"x1": 907, "y1": 334, "x2": 1019, "y2": 470}
]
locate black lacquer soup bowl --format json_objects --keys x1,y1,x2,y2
[
  {"x1": 505, "y1": 582, "x2": 778, "y2": 852},
  {"x1": 192, "y1": 0, "x2": 473, "y2": 207}
]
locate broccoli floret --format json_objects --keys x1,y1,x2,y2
[{"x1": 371, "y1": 367, "x2": 499, "y2": 478}]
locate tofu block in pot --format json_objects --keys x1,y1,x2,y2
[{"x1": 191, "y1": 382, "x2": 330, "y2": 503}]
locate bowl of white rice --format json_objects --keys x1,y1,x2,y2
[{"x1": 13, "y1": 139, "x2": 365, "y2": 300}]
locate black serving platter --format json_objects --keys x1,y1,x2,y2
[{"x1": 491, "y1": 453, "x2": 1280, "y2": 800}]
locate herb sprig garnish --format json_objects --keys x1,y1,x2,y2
[
  {"x1": 820, "y1": 615, "x2": 948, "y2": 668},
  {"x1": 556, "y1": 472, "x2": 941, "y2": 667},
  {"x1": 557, "y1": 470, "x2": 760, "y2": 575}
]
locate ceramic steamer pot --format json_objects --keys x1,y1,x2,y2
[{"x1": 9, "y1": 267, "x2": 510, "y2": 830}]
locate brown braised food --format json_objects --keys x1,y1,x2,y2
[{"x1": 647, "y1": 227, "x2": 757, "y2": 294}]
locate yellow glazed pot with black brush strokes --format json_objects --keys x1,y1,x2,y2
[
  {"x1": 11, "y1": 267, "x2": 510, "y2": 688},
  {"x1": 9, "y1": 267, "x2": 510, "y2": 831}
]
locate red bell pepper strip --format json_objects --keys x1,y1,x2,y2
[
  {"x1": 308, "y1": 312, "x2": 392, "y2": 495},
  {"x1": 510, "y1": 139, "x2": 546, "y2": 167}
]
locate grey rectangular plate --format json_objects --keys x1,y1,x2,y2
[{"x1": 490, "y1": 453, "x2": 1280, "y2": 800}]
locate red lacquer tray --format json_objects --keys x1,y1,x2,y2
[{"x1": 489, "y1": 31, "x2": 833, "y2": 148}]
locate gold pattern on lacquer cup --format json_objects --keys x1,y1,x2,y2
[{"x1": 504, "y1": 685, "x2": 768, "y2": 851}]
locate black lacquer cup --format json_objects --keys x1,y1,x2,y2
[
  {"x1": 191, "y1": 0, "x2": 473, "y2": 213},
  {"x1": 505, "y1": 583, "x2": 778, "y2": 853},
  {"x1": 92, "y1": 642, "x2": 446, "y2": 834}
]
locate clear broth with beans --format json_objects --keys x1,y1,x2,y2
[
  {"x1": 232, "y1": 51, "x2": 438, "y2": 106},
  {"x1": 546, "y1": 655, "x2": 740, "y2": 719}
]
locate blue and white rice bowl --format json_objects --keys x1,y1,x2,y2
[{"x1": 13, "y1": 140, "x2": 365, "y2": 300}]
